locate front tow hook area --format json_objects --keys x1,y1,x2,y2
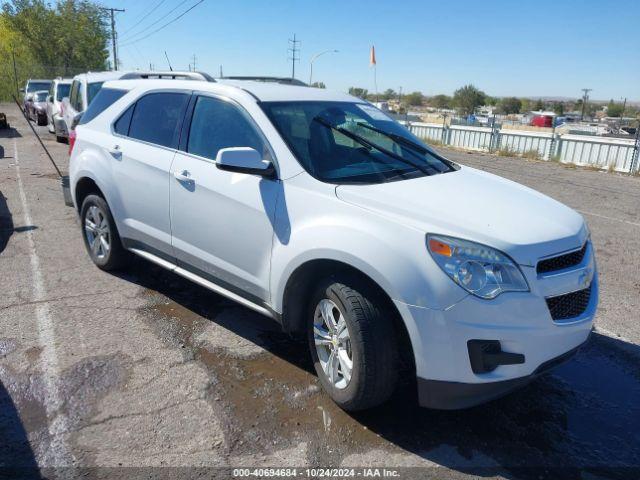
[{"x1": 467, "y1": 340, "x2": 525, "y2": 374}]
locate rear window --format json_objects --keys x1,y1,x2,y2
[
  {"x1": 128, "y1": 92, "x2": 190, "y2": 148},
  {"x1": 78, "y1": 88, "x2": 127, "y2": 125},
  {"x1": 27, "y1": 81, "x2": 51, "y2": 93},
  {"x1": 56, "y1": 83, "x2": 71, "y2": 101},
  {"x1": 35, "y1": 92, "x2": 48, "y2": 102}
]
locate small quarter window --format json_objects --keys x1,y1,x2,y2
[
  {"x1": 79, "y1": 88, "x2": 127, "y2": 125},
  {"x1": 114, "y1": 105, "x2": 134, "y2": 136}
]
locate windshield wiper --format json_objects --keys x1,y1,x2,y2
[
  {"x1": 312, "y1": 117, "x2": 436, "y2": 176},
  {"x1": 355, "y1": 122, "x2": 427, "y2": 154}
]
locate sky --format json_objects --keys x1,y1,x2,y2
[{"x1": 105, "y1": 0, "x2": 639, "y2": 101}]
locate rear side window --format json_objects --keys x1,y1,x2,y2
[
  {"x1": 74, "y1": 83, "x2": 84, "y2": 112},
  {"x1": 69, "y1": 81, "x2": 79, "y2": 108},
  {"x1": 79, "y1": 88, "x2": 127, "y2": 125},
  {"x1": 128, "y1": 92, "x2": 190, "y2": 148}
]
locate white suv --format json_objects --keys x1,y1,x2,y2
[
  {"x1": 69, "y1": 78, "x2": 597, "y2": 411},
  {"x1": 46, "y1": 77, "x2": 72, "y2": 142}
]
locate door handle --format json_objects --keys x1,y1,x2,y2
[
  {"x1": 108, "y1": 145, "x2": 122, "y2": 157},
  {"x1": 174, "y1": 170, "x2": 193, "y2": 182}
]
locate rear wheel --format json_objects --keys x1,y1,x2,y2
[
  {"x1": 307, "y1": 276, "x2": 398, "y2": 411},
  {"x1": 80, "y1": 195, "x2": 128, "y2": 271}
]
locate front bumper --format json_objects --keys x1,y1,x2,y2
[
  {"x1": 417, "y1": 341, "x2": 586, "y2": 409},
  {"x1": 393, "y1": 249, "x2": 598, "y2": 409}
]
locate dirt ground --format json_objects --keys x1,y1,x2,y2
[{"x1": 1, "y1": 102, "x2": 639, "y2": 480}]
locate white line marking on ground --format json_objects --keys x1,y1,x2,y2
[
  {"x1": 578, "y1": 210, "x2": 640, "y2": 227},
  {"x1": 13, "y1": 138, "x2": 74, "y2": 466}
]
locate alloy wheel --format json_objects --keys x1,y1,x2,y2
[
  {"x1": 84, "y1": 205, "x2": 111, "y2": 260},
  {"x1": 313, "y1": 299, "x2": 353, "y2": 389}
]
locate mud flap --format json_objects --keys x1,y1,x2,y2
[{"x1": 61, "y1": 176, "x2": 74, "y2": 208}]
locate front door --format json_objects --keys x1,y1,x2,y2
[{"x1": 170, "y1": 94, "x2": 279, "y2": 304}]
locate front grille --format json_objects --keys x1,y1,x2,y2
[
  {"x1": 546, "y1": 286, "x2": 591, "y2": 321},
  {"x1": 537, "y1": 243, "x2": 588, "y2": 274}
]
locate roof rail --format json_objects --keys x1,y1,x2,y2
[
  {"x1": 119, "y1": 71, "x2": 216, "y2": 82},
  {"x1": 221, "y1": 76, "x2": 308, "y2": 87}
]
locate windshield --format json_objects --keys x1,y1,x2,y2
[
  {"x1": 56, "y1": 83, "x2": 71, "y2": 101},
  {"x1": 87, "y1": 82, "x2": 105, "y2": 106},
  {"x1": 261, "y1": 101, "x2": 455, "y2": 184},
  {"x1": 35, "y1": 92, "x2": 48, "y2": 102},
  {"x1": 27, "y1": 81, "x2": 51, "y2": 93}
]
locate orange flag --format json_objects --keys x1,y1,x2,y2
[{"x1": 370, "y1": 45, "x2": 376, "y2": 67}]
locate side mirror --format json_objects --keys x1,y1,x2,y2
[
  {"x1": 20, "y1": 88, "x2": 25, "y2": 94},
  {"x1": 70, "y1": 112, "x2": 83, "y2": 130},
  {"x1": 215, "y1": 147, "x2": 275, "y2": 177},
  {"x1": 48, "y1": 95, "x2": 53, "y2": 103}
]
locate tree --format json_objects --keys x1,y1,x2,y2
[
  {"x1": 606, "y1": 99, "x2": 624, "y2": 117},
  {"x1": 533, "y1": 98, "x2": 545, "y2": 111},
  {"x1": 485, "y1": 96, "x2": 499, "y2": 106},
  {"x1": 2, "y1": 0, "x2": 110, "y2": 79},
  {"x1": 430, "y1": 94, "x2": 452, "y2": 109},
  {"x1": 382, "y1": 88, "x2": 396, "y2": 100},
  {"x1": 404, "y1": 91, "x2": 424, "y2": 106},
  {"x1": 498, "y1": 97, "x2": 522, "y2": 114},
  {"x1": 452, "y1": 84, "x2": 486, "y2": 116},
  {"x1": 348, "y1": 87, "x2": 368, "y2": 99},
  {"x1": 553, "y1": 102, "x2": 565, "y2": 116},
  {"x1": 311, "y1": 81, "x2": 326, "y2": 89},
  {"x1": 520, "y1": 98, "x2": 531, "y2": 112}
]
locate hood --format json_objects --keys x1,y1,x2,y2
[{"x1": 335, "y1": 166, "x2": 587, "y2": 266}]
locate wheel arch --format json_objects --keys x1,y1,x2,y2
[
  {"x1": 280, "y1": 258, "x2": 416, "y2": 376},
  {"x1": 74, "y1": 176, "x2": 105, "y2": 214}
]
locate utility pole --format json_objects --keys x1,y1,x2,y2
[
  {"x1": 191, "y1": 54, "x2": 197, "y2": 71},
  {"x1": 621, "y1": 97, "x2": 627, "y2": 119},
  {"x1": 288, "y1": 34, "x2": 300, "y2": 79},
  {"x1": 219, "y1": 65, "x2": 224, "y2": 78},
  {"x1": 580, "y1": 88, "x2": 592, "y2": 122},
  {"x1": 100, "y1": 7, "x2": 125, "y2": 71},
  {"x1": 11, "y1": 49, "x2": 19, "y2": 97}
]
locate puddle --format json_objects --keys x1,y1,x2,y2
[{"x1": 127, "y1": 258, "x2": 640, "y2": 476}]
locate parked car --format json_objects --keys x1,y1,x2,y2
[
  {"x1": 26, "y1": 90, "x2": 49, "y2": 125},
  {"x1": 21, "y1": 79, "x2": 52, "y2": 112},
  {"x1": 61, "y1": 71, "x2": 130, "y2": 151},
  {"x1": 46, "y1": 78, "x2": 72, "y2": 142},
  {"x1": 62, "y1": 71, "x2": 210, "y2": 152},
  {"x1": 69, "y1": 78, "x2": 597, "y2": 411}
]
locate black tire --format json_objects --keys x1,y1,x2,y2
[
  {"x1": 37, "y1": 114, "x2": 46, "y2": 126},
  {"x1": 56, "y1": 134, "x2": 66, "y2": 143},
  {"x1": 80, "y1": 194, "x2": 128, "y2": 271},
  {"x1": 307, "y1": 275, "x2": 398, "y2": 411}
]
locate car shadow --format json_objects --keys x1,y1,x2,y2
[
  {"x1": 0, "y1": 379, "x2": 41, "y2": 478},
  {"x1": 0, "y1": 191, "x2": 14, "y2": 255},
  {"x1": 116, "y1": 257, "x2": 640, "y2": 479}
]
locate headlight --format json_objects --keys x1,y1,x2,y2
[{"x1": 427, "y1": 234, "x2": 529, "y2": 299}]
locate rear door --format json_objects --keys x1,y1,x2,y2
[
  {"x1": 169, "y1": 94, "x2": 279, "y2": 303},
  {"x1": 110, "y1": 91, "x2": 191, "y2": 259}
]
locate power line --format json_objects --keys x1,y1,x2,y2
[
  {"x1": 121, "y1": 0, "x2": 166, "y2": 36},
  {"x1": 119, "y1": 0, "x2": 204, "y2": 47},
  {"x1": 288, "y1": 33, "x2": 300, "y2": 79},
  {"x1": 119, "y1": 0, "x2": 191, "y2": 43},
  {"x1": 100, "y1": 7, "x2": 125, "y2": 71}
]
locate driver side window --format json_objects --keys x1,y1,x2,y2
[{"x1": 187, "y1": 96, "x2": 271, "y2": 162}]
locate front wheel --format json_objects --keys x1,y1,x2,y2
[
  {"x1": 80, "y1": 195, "x2": 128, "y2": 271},
  {"x1": 308, "y1": 276, "x2": 398, "y2": 411}
]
